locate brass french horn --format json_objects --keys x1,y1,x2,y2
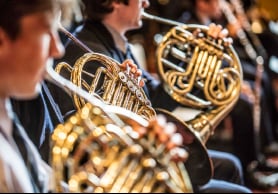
[
  {"x1": 142, "y1": 12, "x2": 242, "y2": 140},
  {"x1": 51, "y1": 10, "x2": 243, "y2": 191},
  {"x1": 46, "y1": 62, "x2": 193, "y2": 193},
  {"x1": 142, "y1": 11, "x2": 243, "y2": 182}
]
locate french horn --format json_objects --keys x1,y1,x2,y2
[
  {"x1": 46, "y1": 62, "x2": 193, "y2": 193},
  {"x1": 142, "y1": 12, "x2": 242, "y2": 131},
  {"x1": 51, "y1": 10, "x2": 243, "y2": 190},
  {"x1": 142, "y1": 11, "x2": 243, "y2": 181},
  {"x1": 142, "y1": 11, "x2": 243, "y2": 183}
]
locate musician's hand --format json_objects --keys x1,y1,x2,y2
[
  {"x1": 207, "y1": 23, "x2": 233, "y2": 46},
  {"x1": 119, "y1": 59, "x2": 145, "y2": 87},
  {"x1": 226, "y1": 21, "x2": 242, "y2": 38},
  {"x1": 148, "y1": 114, "x2": 189, "y2": 162}
]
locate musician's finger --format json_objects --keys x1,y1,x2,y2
[
  {"x1": 219, "y1": 28, "x2": 229, "y2": 39},
  {"x1": 207, "y1": 23, "x2": 216, "y2": 36},
  {"x1": 170, "y1": 147, "x2": 189, "y2": 162},
  {"x1": 135, "y1": 69, "x2": 142, "y2": 77},
  {"x1": 208, "y1": 23, "x2": 223, "y2": 39},
  {"x1": 138, "y1": 78, "x2": 145, "y2": 87}
]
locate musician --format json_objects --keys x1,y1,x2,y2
[
  {"x1": 177, "y1": 0, "x2": 278, "y2": 189},
  {"x1": 48, "y1": 0, "x2": 252, "y2": 192},
  {"x1": 223, "y1": 0, "x2": 277, "y2": 147},
  {"x1": 241, "y1": 0, "x2": 278, "y2": 139},
  {"x1": 0, "y1": 0, "x2": 65, "y2": 192}
]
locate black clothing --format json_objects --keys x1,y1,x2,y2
[{"x1": 11, "y1": 82, "x2": 64, "y2": 162}]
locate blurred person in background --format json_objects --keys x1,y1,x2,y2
[{"x1": 177, "y1": 0, "x2": 278, "y2": 189}]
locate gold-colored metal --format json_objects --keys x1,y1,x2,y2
[
  {"x1": 51, "y1": 11, "x2": 243, "y2": 190},
  {"x1": 141, "y1": 12, "x2": 242, "y2": 184},
  {"x1": 142, "y1": 11, "x2": 242, "y2": 143},
  {"x1": 55, "y1": 52, "x2": 156, "y2": 121},
  {"x1": 46, "y1": 62, "x2": 193, "y2": 193}
]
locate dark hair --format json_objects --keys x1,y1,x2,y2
[
  {"x1": 0, "y1": 0, "x2": 59, "y2": 40},
  {"x1": 81, "y1": 0, "x2": 129, "y2": 21}
]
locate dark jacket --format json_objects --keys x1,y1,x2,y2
[{"x1": 11, "y1": 82, "x2": 64, "y2": 162}]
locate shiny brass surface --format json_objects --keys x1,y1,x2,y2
[
  {"x1": 51, "y1": 11, "x2": 243, "y2": 190},
  {"x1": 51, "y1": 102, "x2": 192, "y2": 193},
  {"x1": 143, "y1": 11, "x2": 242, "y2": 143},
  {"x1": 55, "y1": 52, "x2": 156, "y2": 121},
  {"x1": 46, "y1": 59, "x2": 192, "y2": 192},
  {"x1": 142, "y1": 12, "x2": 243, "y2": 183}
]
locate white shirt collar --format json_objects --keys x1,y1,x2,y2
[
  {"x1": 0, "y1": 98, "x2": 13, "y2": 138},
  {"x1": 103, "y1": 22, "x2": 129, "y2": 53}
]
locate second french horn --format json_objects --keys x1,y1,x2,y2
[{"x1": 46, "y1": 62, "x2": 193, "y2": 193}]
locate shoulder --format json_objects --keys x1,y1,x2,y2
[{"x1": 0, "y1": 135, "x2": 34, "y2": 192}]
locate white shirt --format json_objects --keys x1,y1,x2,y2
[{"x1": 0, "y1": 98, "x2": 52, "y2": 192}]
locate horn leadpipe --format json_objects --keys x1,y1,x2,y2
[
  {"x1": 141, "y1": 11, "x2": 184, "y2": 26},
  {"x1": 142, "y1": 11, "x2": 208, "y2": 31}
]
